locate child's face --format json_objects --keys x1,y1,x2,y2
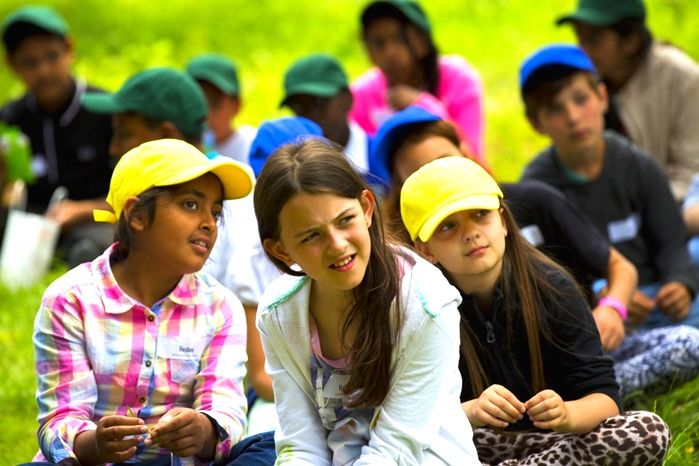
[
  {"x1": 264, "y1": 190, "x2": 374, "y2": 297},
  {"x1": 8, "y1": 35, "x2": 73, "y2": 106},
  {"x1": 417, "y1": 208, "x2": 507, "y2": 293},
  {"x1": 199, "y1": 81, "x2": 238, "y2": 141},
  {"x1": 531, "y1": 73, "x2": 607, "y2": 160},
  {"x1": 110, "y1": 113, "x2": 166, "y2": 158},
  {"x1": 364, "y1": 18, "x2": 427, "y2": 87},
  {"x1": 286, "y1": 94, "x2": 349, "y2": 145},
  {"x1": 573, "y1": 23, "x2": 634, "y2": 81},
  {"x1": 131, "y1": 173, "x2": 223, "y2": 277},
  {"x1": 394, "y1": 136, "x2": 462, "y2": 185}
]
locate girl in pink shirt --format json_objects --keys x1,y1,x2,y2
[{"x1": 351, "y1": 0, "x2": 487, "y2": 167}]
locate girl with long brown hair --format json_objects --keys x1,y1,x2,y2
[
  {"x1": 400, "y1": 156, "x2": 669, "y2": 465},
  {"x1": 253, "y1": 138, "x2": 479, "y2": 464}
]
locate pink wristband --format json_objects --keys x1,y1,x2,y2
[{"x1": 598, "y1": 296, "x2": 628, "y2": 321}]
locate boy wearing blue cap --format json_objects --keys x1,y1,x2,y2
[
  {"x1": 557, "y1": 0, "x2": 699, "y2": 201},
  {"x1": 520, "y1": 44, "x2": 699, "y2": 331},
  {"x1": 1, "y1": 5, "x2": 114, "y2": 267},
  {"x1": 187, "y1": 53, "x2": 257, "y2": 165}
]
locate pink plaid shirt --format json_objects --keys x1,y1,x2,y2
[{"x1": 33, "y1": 244, "x2": 248, "y2": 464}]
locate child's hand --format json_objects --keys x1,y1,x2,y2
[
  {"x1": 592, "y1": 304, "x2": 625, "y2": 351},
  {"x1": 656, "y1": 281, "x2": 691, "y2": 321},
  {"x1": 146, "y1": 407, "x2": 216, "y2": 459},
  {"x1": 628, "y1": 290, "x2": 655, "y2": 325},
  {"x1": 94, "y1": 415, "x2": 149, "y2": 464},
  {"x1": 387, "y1": 85, "x2": 421, "y2": 110},
  {"x1": 465, "y1": 384, "x2": 525, "y2": 428},
  {"x1": 525, "y1": 389, "x2": 569, "y2": 432}
]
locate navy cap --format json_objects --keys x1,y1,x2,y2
[
  {"x1": 519, "y1": 44, "x2": 597, "y2": 93},
  {"x1": 370, "y1": 106, "x2": 441, "y2": 186},
  {"x1": 248, "y1": 116, "x2": 324, "y2": 177}
]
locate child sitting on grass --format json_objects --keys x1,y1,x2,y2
[{"x1": 29, "y1": 139, "x2": 275, "y2": 465}]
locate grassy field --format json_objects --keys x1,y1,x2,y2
[{"x1": 1, "y1": 0, "x2": 698, "y2": 464}]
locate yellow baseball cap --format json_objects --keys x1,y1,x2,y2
[
  {"x1": 93, "y1": 139, "x2": 254, "y2": 223},
  {"x1": 400, "y1": 156, "x2": 503, "y2": 242}
]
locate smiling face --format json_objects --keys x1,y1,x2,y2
[
  {"x1": 264, "y1": 190, "x2": 374, "y2": 300},
  {"x1": 417, "y1": 208, "x2": 507, "y2": 296},
  {"x1": 531, "y1": 73, "x2": 608, "y2": 162},
  {"x1": 130, "y1": 173, "x2": 223, "y2": 277}
]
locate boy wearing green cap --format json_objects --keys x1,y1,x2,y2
[
  {"x1": 82, "y1": 67, "x2": 208, "y2": 158},
  {"x1": 558, "y1": 0, "x2": 699, "y2": 201},
  {"x1": 281, "y1": 53, "x2": 370, "y2": 175},
  {"x1": 187, "y1": 53, "x2": 257, "y2": 165},
  {"x1": 1, "y1": 5, "x2": 114, "y2": 267}
]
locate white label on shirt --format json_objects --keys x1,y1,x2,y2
[
  {"x1": 158, "y1": 335, "x2": 209, "y2": 360},
  {"x1": 520, "y1": 224, "x2": 544, "y2": 247},
  {"x1": 607, "y1": 213, "x2": 641, "y2": 244},
  {"x1": 32, "y1": 154, "x2": 48, "y2": 177}
]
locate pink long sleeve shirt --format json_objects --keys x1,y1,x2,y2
[
  {"x1": 32, "y1": 244, "x2": 248, "y2": 464},
  {"x1": 350, "y1": 55, "x2": 486, "y2": 164}
]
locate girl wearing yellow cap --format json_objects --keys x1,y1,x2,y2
[
  {"x1": 31, "y1": 139, "x2": 275, "y2": 465},
  {"x1": 400, "y1": 156, "x2": 669, "y2": 465},
  {"x1": 253, "y1": 138, "x2": 479, "y2": 464}
]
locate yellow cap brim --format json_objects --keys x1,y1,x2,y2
[
  {"x1": 156, "y1": 157, "x2": 254, "y2": 200},
  {"x1": 416, "y1": 194, "x2": 501, "y2": 242}
]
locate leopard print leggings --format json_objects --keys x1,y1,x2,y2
[{"x1": 475, "y1": 411, "x2": 669, "y2": 466}]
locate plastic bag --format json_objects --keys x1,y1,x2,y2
[{"x1": 0, "y1": 183, "x2": 66, "y2": 289}]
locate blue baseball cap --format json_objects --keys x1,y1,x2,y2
[
  {"x1": 248, "y1": 116, "x2": 324, "y2": 177},
  {"x1": 519, "y1": 44, "x2": 597, "y2": 93},
  {"x1": 370, "y1": 106, "x2": 441, "y2": 186}
]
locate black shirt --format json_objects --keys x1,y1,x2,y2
[
  {"x1": 521, "y1": 131, "x2": 698, "y2": 292},
  {"x1": 457, "y1": 265, "x2": 621, "y2": 431},
  {"x1": 0, "y1": 80, "x2": 113, "y2": 213},
  {"x1": 502, "y1": 181, "x2": 609, "y2": 297}
]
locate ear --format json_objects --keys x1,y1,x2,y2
[
  {"x1": 499, "y1": 207, "x2": 508, "y2": 237},
  {"x1": 64, "y1": 37, "x2": 75, "y2": 59},
  {"x1": 415, "y1": 239, "x2": 438, "y2": 264},
  {"x1": 160, "y1": 121, "x2": 185, "y2": 140},
  {"x1": 227, "y1": 96, "x2": 242, "y2": 117},
  {"x1": 263, "y1": 238, "x2": 294, "y2": 266},
  {"x1": 527, "y1": 112, "x2": 547, "y2": 136},
  {"x1": 596, "y1": 81, "x2": 609, "y2": 114},
  {"x1": 359, "y1": 189, "x2": 375, "y2": 228},
  {"x1": 122, "y1": 196, "x2": 146, "y2": 232}
]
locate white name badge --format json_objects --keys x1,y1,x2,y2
[
  {"x1": 158, "y1": 335, "x2": 209, "y2": 359},
  {"x1": 607, "y1": 213, "x2": 641, "y2": 244},
  {"x1": 520, "y1": 224, "x2": 545, "y2": 247}
]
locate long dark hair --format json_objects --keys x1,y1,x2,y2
[
  {"x1": 456, "y1": 204, "x2": 580, "y2": 396},
  {"x1": 361, "y1": 5, "x2": 439, "y2": 94},
  {"x1": 254, "y1": 138, "x2": 403, "y2": 408}
]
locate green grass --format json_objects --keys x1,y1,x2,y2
[{"x1": 1, "y1": 0, "x2": 698, "y2": 464}]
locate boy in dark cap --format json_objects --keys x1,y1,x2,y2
[
  {"x1": 1, "y1": 5, "x2": 114, "y2": 267},
  {"x1": 280, "y1": 53, "x2": 370, "y2": 176},
  {"x1": 558, "y1": 0, "x2": 699, "y2": 200},
  {"x1": 187, "y1": 53, "x2": 257, "y2": 165}
]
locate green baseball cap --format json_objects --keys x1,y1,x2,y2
[
  {"x1": 186, "y1": 53, "x2": 240, "y2": 96},
  {"x1": 82, "y1": 67, "x2": 207, "y2": 138},
  {"x1": 2, "y1": 5, "x2": 69, "y2": 38},
  {"x1": 361, "y1": 0, "x2": 431, "y2": 34},
  {"x1": 556, "y1": 0, "x2": 646, "y2": 26},
  {"x1": 280, "y1": 53, "x2": 349, "y2": 107}
]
